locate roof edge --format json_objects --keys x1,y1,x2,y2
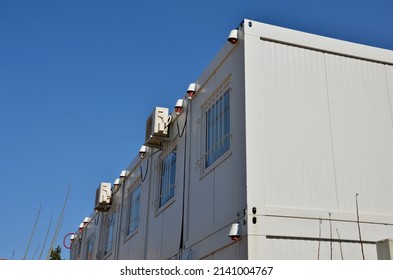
[{"x1": 243, "y1": 19, "x2": 393, "y2": 65}]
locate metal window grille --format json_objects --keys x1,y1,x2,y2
[
  {"x1": 205, "y1": 91, "x2": 230, "y2": 168},
  {"x1": 159, "y1": 149, "x2": 176, "y2": 207}
]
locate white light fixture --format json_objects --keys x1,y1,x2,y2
[
  {"x1": 83, "y1": 217, "x2": 91, "y2": 225},
  {"x1": 79, "y1": 222, "x2": 84, "y2": 232},
  {"x1": 70, "y1": 234, "x2": 76, "y2": 242},
  {"x1": 227, "y1": 29, "x2": 238, "y2": 44},
  {"x1": 120, "y1": 170, "x2": 128, "y2": 179},
  {"x1": 187, "y1": 83, "x2": 196, "y2": 99},
  {"x1": 174, "y1": 99, "x2": 184, "y2": 115},
  {"x1": 228, "y1": 223, "x2": 240, "y2": 241},
  {"x1": 113, "y1": 178, "x2": 120, "y2": 187},
  {"x1": 139, "y1": 145, "x2": 148, "y2": 159}
]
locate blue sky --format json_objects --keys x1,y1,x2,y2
[{"x1": 0, "y1": 0, "x2": 392, "y2": 260}]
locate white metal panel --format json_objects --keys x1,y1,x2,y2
[
  {"x1": 249, "y1": 215, "x2": 393, "y2": 243},
  {"x1": 248, "y1": 234, "x2": 378, "y2": 260},
  {"x1": 186, "y1": 223, "x2": 246, "y2": 260},
  {"x1": 387, "y1": 65, "x2": 393, "y2": 125},
  {"x1": 144, "y1": 207, "x2": 163, "y2": 259},
  {"x1": 245, "y1": 38, "x2": 337, "y2": 211},
  {"x1": 186, "y1": 42, "x2": 247, "y2": 253},
  {"x1": 121, "y1": 234, "x2": 144, "y2": 259},
  {"x1": 263, "y1": 238, "x2": 377, "y2": 260},
  {"x1": 244, "y1": 27, "x2": 393, "y2": 260},
  {"x1": 261, "y1": 205, "x2": 393, "y2": 225},
  {"x1": 187, "y1": 170, "x2": 215, "y2": 243},
  {"x1": 208, "y1": 239, "x2": 247, "y2": 260},
  {"x1": 211, "y1": 45, "x2": 247, "y2": 227},
  {"x1": 243, "y1": 19, "x2": 393, "y2": 64},
  {"x1": 160, "y1": 197, "x2": 183, "y2": 259},
  {"x1": 129, "y1": 154, "x2": 160, "y2": 259},
  {"x1": 325, "y1": 54, "x2": 393, "y2": 215},
  {"x1": 214, "y1": 158, "x2": 247, "y2": 226}
]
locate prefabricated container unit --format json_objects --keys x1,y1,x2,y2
[{"x1": 70, "y1": 19, "x2": 393, "y2": 260}]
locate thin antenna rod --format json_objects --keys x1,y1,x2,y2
[
  {"x1": 23, "y1": 204, "x2": 41, "y2": 259},
  {"x1": 31, "y1": 243, "x2": 41, "y2": 259},
  {"x1": 38, "y1": 214, "x2": 53, "y2": 260},
  {"x1": 46, "y1": 184, "x2": 70, "y2": 259}
]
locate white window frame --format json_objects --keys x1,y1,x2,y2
[
  {"x1": 158, "y1": 147, "x2": 177, "y2": 209},
  {"x1": 104, "y1": 210, "x2": 116, "y2": 256},
  {"x1": 85, "y1": 233, "x2": 95, "y2": 260},
  {"x1": 205, "y1": 90, "x2": 230, "y2": 168},
  {"x1": 199, "y1": 78, "x2": 231, "y2": 175},
  {"x1": 126, "y1": 183, "x2": 141, "y2": 236}
]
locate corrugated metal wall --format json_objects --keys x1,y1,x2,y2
[
  {"x1": 245, "y1": 30, "x2": 393, "y2": 259},
  {"x1": 325, "y1": 54, "x2": 393, "y2": 213}
]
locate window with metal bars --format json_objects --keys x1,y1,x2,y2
[
  {"x1": 205, "y1": 90, "x2": 230, "y2": 168},
  {"x1": 104, "y1": 211, "x2": 116, "y2": 255},
  {"x1": 159, "y1": 148, "x2": 176, "y2": 207},
  {"x1": 86, "y1": 234, "x2": 95, "y2": 260},
  {"x1": 127, "y1": 184, "x2": 141, "y2": 235}
]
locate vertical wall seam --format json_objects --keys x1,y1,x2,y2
[
  {"x1": 323, "y1": 53, "x2": 340, "y2": 210},
  {"x1": 384, "y1": 65, "x2": 393, "y2": 133}
]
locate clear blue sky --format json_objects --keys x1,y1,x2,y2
[{"x1": 1, "y1": 0, "x2": 392, "y2": 260}]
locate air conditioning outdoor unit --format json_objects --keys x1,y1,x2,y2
[
  {"x1": 94, "y1": 182, "x2": 112, "y2": 212},
  {"x1": 145, "y1": 107, "x2": 171, "y2": 149}
]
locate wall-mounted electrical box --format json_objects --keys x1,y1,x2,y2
[
  {"x1": 94, "y1": 182, "x2": 112, "y2": 212},
  {"x1": 145, "y1": 107, "x2": 171, "y2": 149}
]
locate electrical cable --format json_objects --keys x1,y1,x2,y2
[
  {"x1": 140, "y1": 156, "x2": 150, "y2": 182},
  {"x1": 178, "y1": 98, "x2": 191, "y2": 253}
]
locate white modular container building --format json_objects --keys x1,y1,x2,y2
[{"x1": 70, "y1": 19, "x2": 393, "y2": 260}]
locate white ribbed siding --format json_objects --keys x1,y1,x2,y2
[
  {"x1": 325, "y1": 55, "x2": 393, "y2": 214},
  {"x1": 185, "y1": 40, "x2": 247, "y2": 259},
  {"x1": 263, "y1": 238, "x2": 377, "y2": 260},
  {"x1": 253, "y1": 39, "x2": 338, "y2": 211},
  {"x1": 244, "y1": 19, "x2": 393, "y2": 259},
  {"x1": 388, "y1": 66, "x2": 393, "y2": 112}
]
